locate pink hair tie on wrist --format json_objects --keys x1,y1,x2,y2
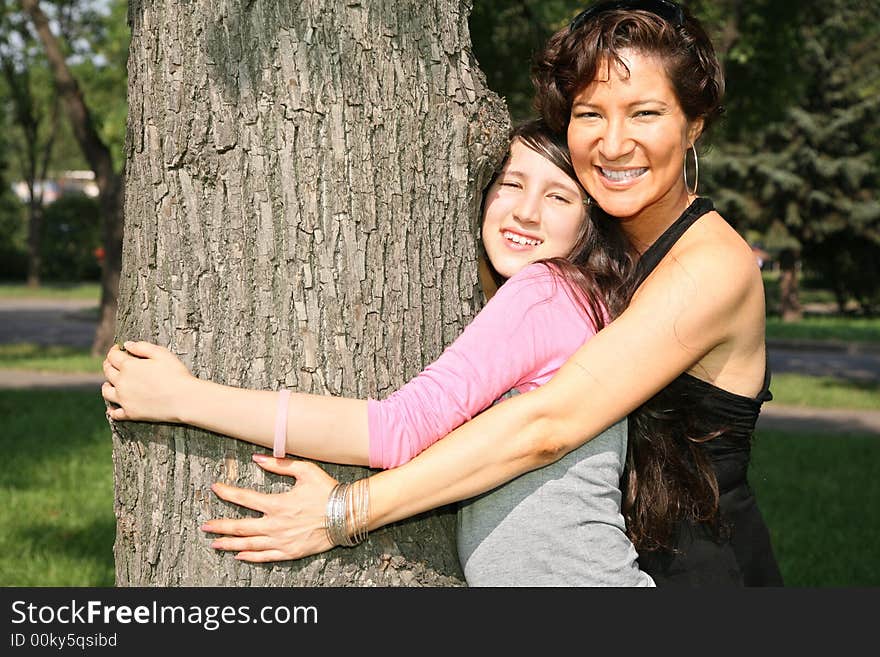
[{"x1": 273, "y1": 388, "x2": 291, "y2": 458}]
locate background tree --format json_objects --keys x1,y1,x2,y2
[
  {"x1": 22, "y1": 0, "x2": 125, "y2": 354},
  {"x1": 0, "y1": 5, "x2": 60, "y2": 288},
  {"x1": 702, "y1": 0, "x2": 880, "y2": 318},
  {"x1": 111, "y1": 0, "x2": 508, "y2": 586}
]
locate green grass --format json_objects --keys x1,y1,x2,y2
[
  {"x1": 0, "y1": 389, "x2": 115, "y2": 586},
  {"x1": 751, "y1": 430, "x2": 880, "y2": 587},
  {"x1": 770, "y1": 374, "x2": 880, "y2": 411},
  {"x1": 0, "y1": 282, "x2": 100, "y2": 300},
  {"x1": 0, "y1": 343, "x2": 103, "y2": 374},
  {"x1": 766, "y1": 316, "x2": 880, "y2": 343},
  {"x1": 0, "y1": 386, "x2": 877, "y2": 587}
]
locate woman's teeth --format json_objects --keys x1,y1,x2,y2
[{"x1": 601, "y1": 167, "x2": 647, "y2": 181}]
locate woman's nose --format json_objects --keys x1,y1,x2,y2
[{"x1": 599, "y1": 119, "x2": 635, "y2": 161}]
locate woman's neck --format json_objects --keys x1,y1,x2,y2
[{"x1": 619, "y1": 189, "x2": 696, "y2": 257}]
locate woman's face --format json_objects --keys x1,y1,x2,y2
[
  {"x1": 481, "y1": 139, "x2": 587, "y2": 280},
  {"x1": 567, "y1": 49, "x2": 702, "y2": 227}
]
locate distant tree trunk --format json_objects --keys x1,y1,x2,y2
[
  {"x1": 1, "y1": 53, "x2": 58, "y2": 289},
  {"x1": 25, "y1": 197, "x2": 44, "y2": 288},
  {"x1": 111, "y1": 0, "x2": 508, "y2": 586},
  {"x1": 778, "y1": 247, "x2": 802, "y2": 322},
  {"x1": 22, "y1": 0, "x2": 123, "y2": 355}
]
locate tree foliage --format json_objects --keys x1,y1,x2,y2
[{"x1": 705, "y1": 0, "x2": 880, "y2": 314}]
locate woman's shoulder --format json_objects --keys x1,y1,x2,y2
[{"x1": 672, "y1": 209, "x2": 760, "y2": 282}]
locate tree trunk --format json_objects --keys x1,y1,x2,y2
[
  {"x1": 25, "y1": 199, "x2": 43, "y2": 288},
  {"x1": 22, "y1": 0, "x2": 124, "y2": 356},
  {"x1": 112, "y1": 0, "x2": 509, "y2": 586},
  {"x1": 778, "y1": 247, "x2": 802, "y2": 322}
]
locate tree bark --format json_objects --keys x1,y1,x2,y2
[
  {"x1": 112, "y1": 0, "x2": 508, "y2": 586},
  {"x1": 22, "y1": 0, "x2": 124, "y2": 356}
]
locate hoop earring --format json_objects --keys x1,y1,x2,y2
[{"x1": 684, "y1": 144, "x2": 699, "y2": 196}]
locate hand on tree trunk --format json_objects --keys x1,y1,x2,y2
[{"x1": 202, "y1": 456, "x2": 338, "y2": 562}]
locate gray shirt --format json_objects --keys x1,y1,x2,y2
[{"x1": 457, "y1": 418, "x2": 654, "y2": 587}]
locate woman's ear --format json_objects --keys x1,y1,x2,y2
[{"x1": 687, "y1": 117, "x2": 705, "y2": 147}]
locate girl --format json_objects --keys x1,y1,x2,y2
[{"x1": 103, "y1": 120, "x2": 653, "y2": 586}]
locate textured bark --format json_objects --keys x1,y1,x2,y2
[
  {"x1": 112, "y1": 0, "x2": 509, "y2": 585},
  {"x1": 22, "y1": 0, "x2": 124, "y2": 356}
]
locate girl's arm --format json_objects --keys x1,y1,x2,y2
[
  {"x1": 204, "y1": 236, "x2": 765, "y2": 560},
  {"x1": 102, "y1": 264, "x2": 590, "y2": 468}
]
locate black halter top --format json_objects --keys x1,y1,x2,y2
[
  {"x1": 629, "y1": 197, "x2": 783, "y2": 586},
  {"x1": 632, "y1": 197, "x2": 771, "y2": 479}
]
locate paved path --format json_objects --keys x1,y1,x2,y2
[
  {"x1": 1, "y1": 298, "x2": 877, "y2": 434},
  {"x1": 0, "y1": 298, "x2": 97, "y2": 348},
  {"x1": 757, "y1": 403, "x2": 880, "y2": 435}
]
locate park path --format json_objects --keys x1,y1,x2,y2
[{"x1": 0, "y1": 297, "x2": 878, "y2": 434}]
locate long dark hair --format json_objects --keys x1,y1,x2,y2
[
  {"x1": 531, "y1": 3, "x2": 728, "y2": 553},
  {"x1": 482, "y1": 119, "x2": 634, "y2": 334}
]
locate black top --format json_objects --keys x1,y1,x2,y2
[{"x1": 628, "y1": 197, "x2": 783, "y2": 586}]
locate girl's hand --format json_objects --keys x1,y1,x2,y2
[
  {"x1": 202, "y1": 456, "x2": 337, "y2": 562},
  {"x1": 102, "y1": 341, "x2": 196, "y2": 423}
]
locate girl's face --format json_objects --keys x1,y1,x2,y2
[
  {"x1": 567, "y1": 49, "x2": 702, "y2": 229},
  {"x1": 481, "y1": 139, "x2": 588, "y2": 280}
]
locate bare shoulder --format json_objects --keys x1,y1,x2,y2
[
  {"x1": 665, "y1": 209, "x2": 761, "y2": 297},
  {"x1": 630, "y1": 208, "x2": 764, "y2": 345}
]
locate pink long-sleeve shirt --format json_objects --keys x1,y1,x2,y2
[{"x1": 368, "y1": 262, "x2": 600, "y2": 469}]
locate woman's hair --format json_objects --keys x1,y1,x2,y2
[
  {"x1": 481, "y1": 119, "x2": 634, "y2": 334},
  {"x1": 532, "y1": 3, "x2": 724, "y2": 135},
  {"x1": 531, "y1": 3, "x2": 729, "y2": 554}
]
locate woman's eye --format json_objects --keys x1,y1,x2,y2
[
  {"x1": 574, "y1": 111, "x2": 601, "y2": 120},
  {"x1": 635, "y1": 110, "x2": 660, "y2": 118}
]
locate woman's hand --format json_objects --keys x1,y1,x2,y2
[
  {"x1": 202, "y1": 455, "x2": 337, "y2": 562},
  {"x1": 102, "y1": 341, "x2": 196, "y2": 423}
]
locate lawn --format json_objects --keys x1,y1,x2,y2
[
  {"x1": 0, "y1": 388, "x2": 877, "y2": 587},
  {"x1": 751, "y1": 430, "x2": 880, "y2": 587},
  {"x1": 0, "y1": 343, "x2": 103, "y2": 374},
  {"x1": 0, "y1": 389, "x2": 115, "y2": 587},
  {"x1": 765, "y1": 316, "x2": 880, "y2": 344},
  {"x1": 0, "y1": 282, "x2": 100, "y2": 300},
  {"x1": 769, "y1": 374, "x2": 880, "y2": 411}
]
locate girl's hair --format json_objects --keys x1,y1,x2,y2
[
  {"x1": 481, "y1": 119, "x2": 634, "y2": 335},
  {"x1": 531, "y1": 3, "x2": 728, "y2": 554}
]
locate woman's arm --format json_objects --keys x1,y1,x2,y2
[
  {"x1": 203, "y1": 236, "x2": 764, "y2": 560},
  {"x1": 366, "y1": 233, "x2": 765, "y2": 525},
  {"x1": 102, "y1": 264, "x2": 591, "y2": 468}
]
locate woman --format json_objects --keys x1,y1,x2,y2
[
  {"x1": 104, "y1": 120, "x2": 653, "y2": 586},
  {"x1": 194, "y1": 0, "x2": 782, "y2": 586}
]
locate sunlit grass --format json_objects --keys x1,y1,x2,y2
[
  {"x1": 770, "y1": 374, "x2": 880, "y2": 410},
  {"x1": 0, "y1": 282, "x2": 100, "y2": 301},
  {"x1": 0, "y1": 343, "x2": 103, "y2": 374},
  {"x1": 765, "y1": 316, "x2": 880, "y2": 343}
]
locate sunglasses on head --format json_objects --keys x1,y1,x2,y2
[{"x1": 569, "y1": 0, "x2": 686, "y2": 32}]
